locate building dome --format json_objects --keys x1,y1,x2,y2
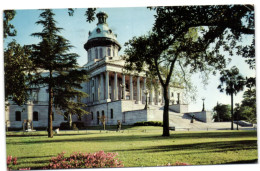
[{"x1": 84, "y1": 11, "x2": 121, "y2": 51}]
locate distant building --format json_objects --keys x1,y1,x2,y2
[{"x1": 5, "y1": 11, "x2": 186, "y2": 130}]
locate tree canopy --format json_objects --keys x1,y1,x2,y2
[
  {"x1": 30, "y1": 9, "x2": 88, "y2": 137},
  {"x1": 123, "y1": 5, "x2": 254, "y2": 136},
  {"x1": 213, "y1": 103, "x2": 231, "y2": 122}
]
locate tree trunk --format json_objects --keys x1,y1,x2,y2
[
  {"x1": 69, "y1": 113, "x2": 72, "y2": 129},
  {"x1": 231, "y1": 93, "x2": 234, "y2": 130},
  {"x1": 48, "y1": 71, "x2": 53, "y2": 138},
  {"x1": 162, "y1": 85, "x2": 170, "y2": 136}
]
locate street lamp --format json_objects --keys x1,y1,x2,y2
[
  {"x1": 202, "y1": 97, "x2": 205, "y2": 111},
  {"x1": 143, "y1": 89, "x2": 149, "y2": 110}
]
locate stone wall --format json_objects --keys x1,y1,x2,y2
[
  {"x1": 5, "y1": 102, "x2": 70, "y2": 129},
  {"x1": 169, "y1": 104, "x2": 189, "y2": 113},
  {"x1": 186, "y1": 111, "x2": 212, "y2": 123}
]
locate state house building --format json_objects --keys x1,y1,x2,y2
[{"x1": 5, "y1": 11, "x2": 187, "y2": 129}]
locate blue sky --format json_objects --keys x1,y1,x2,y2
[{"x1": 3, "y1": 7, "x2": 256, "y2": 112}]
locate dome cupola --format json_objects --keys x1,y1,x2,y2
[
  {"x1": 84, "y1": 11, "x2": 121, "y2": 52},
  {"x1": 84, "y1": 11, "x2": 121, "y2": 64}
]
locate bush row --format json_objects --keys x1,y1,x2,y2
[
  {"x1": 134, "y1": 121, "x2": 163, "y2": 126},
  {"x1": 43, "y1": 151, "x2": 124, "y2": 169},
  {"x1": 7, "y1": 154, "x2": 190, "y2": 170},
  {"x1": 59, "y1": 122, "x2": 85, "y2": 130}
]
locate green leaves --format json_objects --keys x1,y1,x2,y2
[
  {"x1": 3, "y1": 10, "x2": 17, "y2": 38},
  {"x1": 218, "y1": 66, "x2": 245, "y2": 96},
  {"x1": 4, "y1": 40, "x2": 33, "y2": 106}
]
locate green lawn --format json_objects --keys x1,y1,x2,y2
[{"x1": 5, "y1": 127, "x2": 258, "y2": 169}]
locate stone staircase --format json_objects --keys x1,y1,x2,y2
[{"x1": 148, "y1": 105, "x2": 244, "y2": 130}]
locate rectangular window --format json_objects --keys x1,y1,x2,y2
[
  {"x1": 15, "y1": 111, "x2": 21, "y2": 121},
  {"x1": 177, "y1": 93, "x2": 180, "y2": 104},
  {"x1": 171, "y1": 92, "x2": 174, "y2": 97},
  {"x1": 110, "y1": 109, "x2": 113, "y2": 119},
  {"x1": 33, "y1": 111, "x2": 39, "y2": 121}
]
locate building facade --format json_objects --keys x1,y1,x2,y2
[{"x1": 5, "y1": 11, "x2": 186, "y2": 130}]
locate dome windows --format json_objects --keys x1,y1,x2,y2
[
  {"x1": 96, "y1": 28, "x2": 101, "y2": 33},
  {"x1": 108, "y1": 29, "x2": 112, "y2": 34}
]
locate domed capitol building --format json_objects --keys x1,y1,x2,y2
[{"x1": 5, "y1": 11, "x2": 197, "y2": 130}]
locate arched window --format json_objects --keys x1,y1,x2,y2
[
  {"x1": 15, "y1": 111, "x2": 21, "y2": 121},
  {"x1": 99, "y1": 48, "x2": 103, "y2": 58},
  {"x1": 33, "y1": 111, "x2": 39, "y2": 121}
]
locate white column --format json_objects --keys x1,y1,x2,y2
[
  {"x1": 137, "y1": 76, "x2": 141, "y2": 104},
  {"x1": 150, "y1": 80, "x2": 154, "y2": 105},
  {"x1": 114, "y1": 72, "x2": 118, "y2": 100},
  {"x1": 96, "y1": 75, "x2": 100, "y2": 101},
  {"x1": 143, "y1": 77, "x2": 146, "y2": 104},
  {"x1": 105, "y1": 71, "x2": 110, "y2": 101},
  {"x1": 122, "y1": 74, "x2": 126, "y2": 100},
  {"x1": 130, "y1": 75, "x2": 133, "y2": 100},
  {"x1": 86, "y1": 81, "x2": 89, "y2": 103},
  {"x1": 100, "y1": 73, "x2": 104, "y2": 100},
  {"x1": 92, "y1": 77, "x2": 95, "y2": 102},
  {"x1": 27, "y1": 104, "x2": 33, "y2": 121}
]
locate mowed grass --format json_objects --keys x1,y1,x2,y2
[{"x1": 6, "y1": 127, "x2": 258, "y2": 169}]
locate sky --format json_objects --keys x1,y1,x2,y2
[
  {"x1": 1, "y1": 1, "x2": 259, "y2": 171},
  {"x1": 3, "y1": 5, "x2": 255, "y2": 113}
]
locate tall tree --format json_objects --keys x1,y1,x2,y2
[
  {"x1": 31, "y1": 9, "x2": 88, "y2": 138},
  {"x1": 218, "y1": 66, "x2": 245, "y2": 130}
]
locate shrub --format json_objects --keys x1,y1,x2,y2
[
  {"x1": 73, "y1": 121, "x2": 84, "y2": 129},
  {"x1": 7, "y1": 155, "x2": 17, "y2": 170},
  {"x1": 60, "y1": 122, "x2": 71, "y2": 130},
  {"x1": 134, "y1": 121, "x2": 163, "y2": 126},
  {"x1": 60, "y1": 122, "x2": 84, "y2": 130},
  {"x1": 44, "y1": 151, "x2": 123, "y2": 169}
]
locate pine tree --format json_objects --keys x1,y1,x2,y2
[{"x1": 31, "y1": 9, "x2": 88, "y2": 138}]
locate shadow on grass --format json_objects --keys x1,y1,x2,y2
[
  {"x1": 18, "y1": 155, "x2": 54, "y2": 159},
  {"x1": 224, "y1": 159, "x2": 258, "y2": 164},
  {"x1": 6, "y1": 131, "x2": 257, "y2": 146},
  {"x1": 114, "y1": 140, "x2": 257, "y2": 154}
]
